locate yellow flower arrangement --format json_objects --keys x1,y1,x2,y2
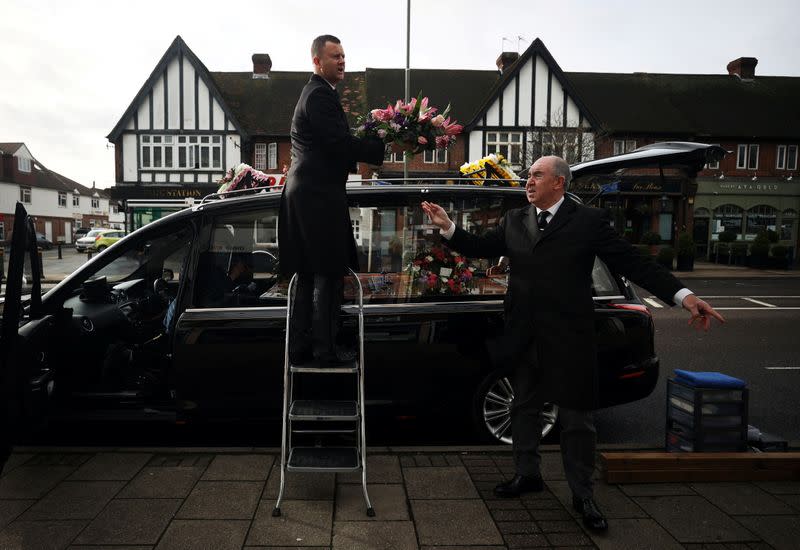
[{"x1": 459, "y1": 153, "x2": 520, "y2": 186}]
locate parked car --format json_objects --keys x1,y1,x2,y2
[
  {"x1": 93, "y1": 229, "x2": 126, "y2": 251},
  {"x1": 0, "y1": 142, "x2": 725, "y2": 469},
  {"x1": 74, "y1": 227, "x2": 91, "y2": 241},
  {"x1": 35, "y1": 233, "x2": 53, "y2": 250},
  {"x1": 74, "y1": 229, "x2": 124, "y2": 252}
]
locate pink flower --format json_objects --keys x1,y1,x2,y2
[
  {"x1": 431, "y1": 114, "x2": 445, "y2": 127},
  {"x1": 435, "y1": 135, "x2": 449, "y2": 148},
  {"x1": 418, "y1": 136, "x2": 428, "y2": 145},
  {"x1": 370, "y1": 108, "x2": 392, "y2": 122},
  {"x1": 443, "y1": 118, "x2": 463, "y2": 136},
  {"x1": 377, "y1": 129, "x2": 387, "y2": 138}
]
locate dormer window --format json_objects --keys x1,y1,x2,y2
[{"x1": 18, "y1": 157, "x2": 31, "y2": 172}]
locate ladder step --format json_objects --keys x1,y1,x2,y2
[
  {"x1": 290, "y1": 359, "x2": 358, "y2": 373},
  {"x1": 290, "y1": 400, "x2": 358, "y2": 421},
  {"x1": 291, "y1": 429, "x2": 356, "y2": 434},
  {"x1": 287, "y1": 447, "x2": 360, "y2": 472}
]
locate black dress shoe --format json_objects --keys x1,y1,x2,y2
[
  {"x1": 573, "y1": 496, "x2": 608, "y2": 531},
  {"x1": 493, "y1": 474, "x2": 544, "y2": 498}
]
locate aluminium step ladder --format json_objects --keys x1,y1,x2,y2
[{"x1": 272, "y1": 269, "x2": 374, "y2": 517}]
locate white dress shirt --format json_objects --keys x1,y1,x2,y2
[{"x1": 438, "y1": 195, "x2": 693, "y2": 307}]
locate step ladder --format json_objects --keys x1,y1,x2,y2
[{"x1": 272, "y1": 269, "x2": 374, "y2": 517}]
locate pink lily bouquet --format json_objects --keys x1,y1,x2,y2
[{"x1": 356, "y1": 93, "x2": 463, "y2": 154}]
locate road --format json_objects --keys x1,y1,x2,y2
[{"x1": 596, "y1": 278, "x2": 800, "y2": 446}]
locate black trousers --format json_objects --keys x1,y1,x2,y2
[
  {"x1": 511, "y1": 346, "x2": 597, "y2": 500},
  {"x1": 289, "y1": 273, "x2": 344, "y2": 359}
]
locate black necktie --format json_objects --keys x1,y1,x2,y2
[{"x1": 537, "y1": 210, "x2": 550, "y2": 231}]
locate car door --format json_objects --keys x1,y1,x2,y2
[{"x1": 1, "y1": 202, "x2": 52, "y2": 474}]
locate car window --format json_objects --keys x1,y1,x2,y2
[
  {"x1": 90, "y1": 224, "x2": 193, "y2": 284},
  {"x1": 193, "y1": 207, "x2": 279, "y2": 308},
  {"x1": 591, "y1": 257, "x2": 622, "y2": 296}
]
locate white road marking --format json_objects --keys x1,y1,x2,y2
[
  {"x1": 765, "y1": 367, "x2": 800, "y2": 370},
  {"x1": 713, "y1": 307, "x2": 800, "y2": 310},
  {"x1": 741, "y1": 297, "x2": 777, "y2": 308},
  {"x1": 644, "y1": 297, "x2": 664, "y2": 308}
]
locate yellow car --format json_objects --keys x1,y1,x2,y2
[{"x1": 92, "y1": 229, "x2": 126, "y2": 251}]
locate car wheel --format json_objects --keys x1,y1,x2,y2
[
  {"x1": 97, "y1": 245, "x2": 107, "y2": 251},
  {"x1": 472, "y1": 367, "x2": 559, "y2": 445}
]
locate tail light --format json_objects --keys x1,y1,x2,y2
[
  {"x1": 609, "y1": 303, "x2": 651, "y2": 316},
  {"x1": 95, "y1": 235, "x2": 102, "y2": 242}
]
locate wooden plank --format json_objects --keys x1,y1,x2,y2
[
  {"x1": 606, "y1": 469, "x2": 800, "y2": 484},
  {"x1": 602, "y1": 452, "x2": 800, "y2": 483}
]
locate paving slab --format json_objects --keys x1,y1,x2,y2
[
  {"x1": 619, "y1": 483, "x2": 696, "y2": 497},
  {"x1": 335, "y1": 483, "x2": 409, "y2": 521},
  {"x1": 0, "y1": 465, "x2": 76, "y2": 499},
  {"x1": 736, "y1": 515, "x2": 800, "y2": 550},
  {"x1": 118, "y1": 466, "x2": 206, "y2": 498},
  {"x1": 20, "y1": 480, "x2": 124, "y2": 520},
  {"x1": 589, "y1": 518, "x2": 684, "y2": 550},
  {"x1": 246, "y1": 499, "x2": 332, "y2": 546},
  {"x1": 0, "y1": 499, "x2": 34, "y2": 530},
  {"x1": 544, "y1": 531, "x2": 594, "y2": 546},
  {"x1": 690, "y1": 482, "x2": 796, "y2": 515},
  {"x1": 754, "y1": 481, "x2": 800, "y2": 495},
  {"x1": 419, "y1": 547, "x2": 507, "y2": 550},
  {"x1": 633, "y1": 495, "x2": 759, "y2": 543},
  {"x1": 73, "y1": 498, "x2": 181, "y2": 545},
  {"x1": 338, "y1": 455, "x2": 402, "y2": 484},
  {"x1": 411, "y1": 499, "x2": 503, "y2": 546},
  {"x1": 0, "y1": 453, "x2": 34, "y2": 476},
  {"x1": 549, "y1": 480, "x2": 648, "y2": 519},
  {"x1": 177, "y1": 481, "x2": 263, "y2": 519},
  {"x1": 332, "y1": 520, "x2": 418, "y2": 550},
  {"x1": 0, "y1": 519, "x2": 87, "y2": 550},
  {"x1": 774, "y1": 493, "x2": 800, "y2": 512},
  {"x1": 263, "y1": 469, "x2": 335, "y2": 500},
  {"x1": 403, "y1": 466, "x2": 479, "y2": 499},
  {"x1": 201, "y1": 453, "x2": 274, "y2": 481},
  {"x1": 155, "y1": 519, "x2": 249, "y2": 550},
  {"x1": 68, "y1": 452, "x2": 151, "y2": 481},
  {"x1": 495, "y1": 520, "x2": 540, "y2": 534}
]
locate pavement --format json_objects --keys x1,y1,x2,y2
[{"x1": 1, "y1": 445, "x2": 798, "y2": 549}]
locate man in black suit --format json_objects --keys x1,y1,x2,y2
[
  {"x1": 422, "y1": 155, "x2": 723, "y2": 531},
  {"x1": 278, "y1": 35, "x2": 390, "y2": 366}
]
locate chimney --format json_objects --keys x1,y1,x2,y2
[
  {"x1": 726, "y1": 57, "x2": 758, "y2": 81},
  {"x1": 496, "y1": 51, "x2": 519, "y2": 74},
  {"x1": 252, "y1": 53, "x2": 272, "y2": 79}
]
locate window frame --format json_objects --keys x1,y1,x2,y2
[
  {"x1": 268, "y1": 142, "x2": 278, "y2": 170},
  {"x1": 17, "y1": 157, "x2": 31, "y2": 172},
  {"x1": 91, "y1": 198, "x2": 100, "y2": 209},
  {"x1": 58, "y1": 192, "x2": 67, "y2": 207},
  {"x1": 423, "y1": 148, "x2": 448, "y2": 164},
  {"x1": 787, "y1": 145, "x2": 798, "y2": 171},
  {"x1": 141, "y1": 134, "x2": 223, "y2": 170},
  {"x1": 486, "y1": 131, "x2": 523, "y2": 166},
  {"x1": 20, "y1": 186, "x2": 31, "y2": 204},
  {"x1": 254, "y1": 143, "x2": 266, "y2": 170}
]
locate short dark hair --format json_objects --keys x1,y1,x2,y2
[{"x1": 311, "y1": 35, "x2": 340, "y2": 57}]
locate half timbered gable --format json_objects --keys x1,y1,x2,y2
[
  {"x1": 107, "y1": 36, "x2": 245, "y2": 189},
  {"x1": 466, "y1": 39, "x2": 601, "y2": 172}
]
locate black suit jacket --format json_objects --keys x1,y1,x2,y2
[
  {"x1": 447, "y1": 198, "x2": 683, "y2": 409},
  {"x1": 278, "y1": 74, "x2": 385, "y2": 275}
]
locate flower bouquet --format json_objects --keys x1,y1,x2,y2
[
  {"x1": 216, "y1": 163, "x2": 284, "y2": 196},
  {"x1": 356, "y1": 93, "x2": 463, "y2": 154},
  {"x1": 460, "y1": 153, "x2": 520, "y2": 186},
  {"x1": 407, "y1": 245, "x2": 476, "y2": 296}
]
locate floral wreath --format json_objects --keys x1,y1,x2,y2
[
  {"x1": 217, "y1": 163, "x2": 285, "y2": 196},
  {"x1": 407, "y1": 245, "x2": 476, "y2": 296},
  {"x1": 459, "y1": 153, "x2": 521, "y2": 186}
]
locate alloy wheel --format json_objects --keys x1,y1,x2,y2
[{"x1": 482, "y1": 374, "x2": 559, "y2": 444}]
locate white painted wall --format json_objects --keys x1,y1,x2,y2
[
  {"x1": 225, "y1": 134, "x2": 241, "y2": 168},
  {"x1": 518, "y1": 58, "x2": 533, "y2": 127},
  {"x1": 123, "y1": 134, "x2": 137, "y2": 182},
  {"x1": 549, "y1": 77, "x2": 564, "y2": 127},
  {"x1": 502, "y1": 81, "x2": 516, "y2": 127},
  {"x1": 182, "y1": 57, "x2": 196, "y2": 129},
  {"x1": 0, "y1": 182, "x2": 109, "y2": 219},
  {"x1": 534, "y1": 56, "x2": 549, "y2": 127},
  {"x1": 485, "y1": 100, "x2": 500, "y2": 127},
  {"x1": 198, "y1": 86, "x2": 210, "y2": 129},
  {"x1": 468, "y1": 131, "x2": 483, "y2": 161},
  {"x1": 152, "y1": 77, "x2": 165, "y2": 130}
]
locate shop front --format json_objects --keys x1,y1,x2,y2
[
  {"x1": 694, "y1": 178, "x2": 800, "y2": 261},
  {"x1": 109, "y1": 184, "x2": 220, "y2": 232}
]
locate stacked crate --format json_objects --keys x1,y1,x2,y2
[{"x1": 666, "y1": 378, "x2": 748, "y2": 452}]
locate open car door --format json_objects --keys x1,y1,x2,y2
[{"x1": 1, "y1": 202, "x2": 47, "y2": 474}]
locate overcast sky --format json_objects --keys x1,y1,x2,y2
[{"x1": 2, "y1": 0, "x2": 798, "y2": 189}]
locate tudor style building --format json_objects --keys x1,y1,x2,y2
[{"x1": 108, "y1": 36, "x2": 799, "y2": 260}]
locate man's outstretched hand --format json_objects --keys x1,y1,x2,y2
[
  {"x1": 681, "y1": 294, "x2": 725, "y2": 331},
  {"x1": 421, "y1": 201, "x2": 452, "y2": 230}
]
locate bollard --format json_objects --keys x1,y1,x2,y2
[
  {"x1": 0, "y1": 247, "x2": 4, "y2": 288},
  {"x1": 87, "y1": 250, "x2": 93, "y2": 260},
  {"x1": 57, "y1": 243, "x2": 62, "y2": 260}
]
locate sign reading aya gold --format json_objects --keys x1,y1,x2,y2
[{"x1": 718, "y1": 183, "x2": 779, "y2": 192}]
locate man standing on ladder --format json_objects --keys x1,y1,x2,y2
[{"x1": 279, "y1": 34, "x2": 393, "y2": 367}]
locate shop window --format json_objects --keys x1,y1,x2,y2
[
  {"x1": 745, "y1": 205, "x2": 777, "y2": 239},
  {"x1": 712, "y1": 204, "x2": 743, "y2": 240},
  {"x1": 780, "y1": 209, "x2": 797, "y2": 241}
]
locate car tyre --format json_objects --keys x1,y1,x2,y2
[
  {"x1": 97, "y1": 245, "x2": 107, "y2": 251},
  {"x1": 472, "y1": 367, "x2": 559, "y2": 445}
]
